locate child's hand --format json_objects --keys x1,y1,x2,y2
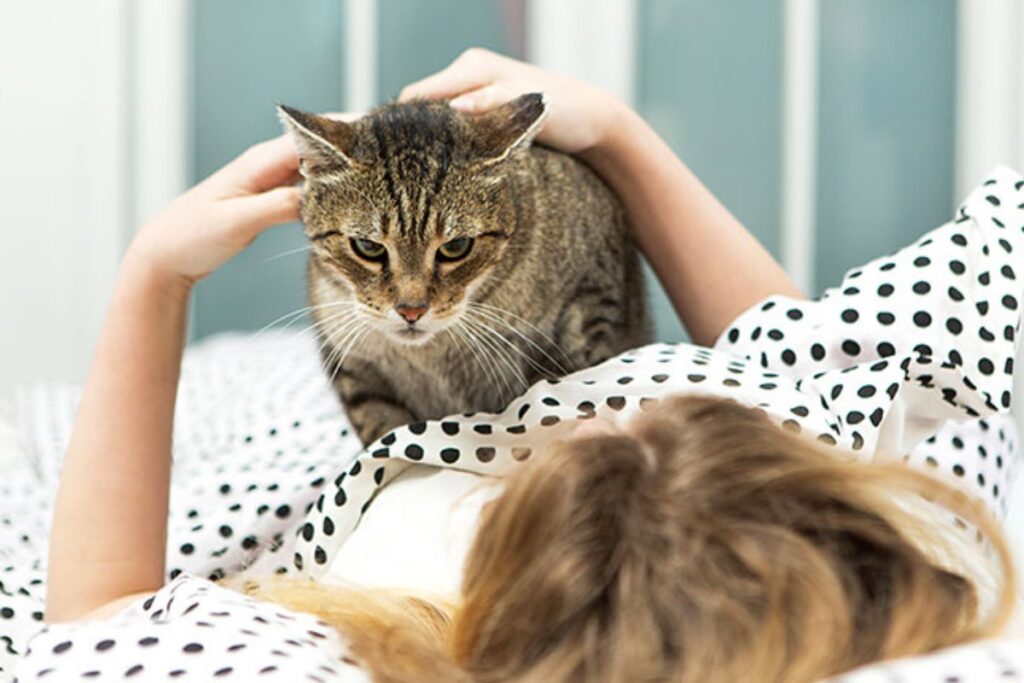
[
  {"x1": 399, "y1": 48, "x2": 626, "y2": 157},
  {"x1": 127, "y1": 135, "x2": 301, "y2": 288}
]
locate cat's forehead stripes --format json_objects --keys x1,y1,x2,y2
[{"x1": 367, "y1": 104, "x2": 459, "y2": 239}]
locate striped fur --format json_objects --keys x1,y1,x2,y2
[{"x1": 280, "y1": 96, "x2": 651, "y2": 444}]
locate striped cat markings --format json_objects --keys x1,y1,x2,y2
[{"x1": 280, "y1": 95, "x2": 651, "y2": 444}]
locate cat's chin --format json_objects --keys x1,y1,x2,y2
[{"x1": 388, "y1": 327, "x2": 437, "y2": 347}]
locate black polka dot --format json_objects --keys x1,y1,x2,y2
[
  {"x1": 475, "y1": 447, "x2": 496, "y2": 463},
  {"x1": 95, "y1": 639, "x2": 115, "y2": 652},
  {"x1": 810, "y1": 343, "x2": 825, "y2": 361},
  {"x1": 841, "y1": 340, "x2": 861, "y2": 356},
  {"x1": 440, "y1": 448, "x2": 460, "y2": 463},
  {"x1": 786, "y1": 308, "x2": 803, "y2": 320},
  {"x1": 912, "y1": 281, "x2": 931, "y2": 294},
  {"x1": 877, "y1": 283, "x2": 894, "y2": 297},
  {"x1": 913, "y1": 311, "x2": 932, "y2": 328},
  {"x1": 877, "y1": 312, "x2": 895, "y2": 325},
  {"x1": 440, "y1": 422, "x2": 459, "y2": 435},
  {"x1": 606, "y1": 397, "x2": 626, "y2": 411},
  {"x1": 404, "y1": 444, "x2": 424, "y2": 460},
  {"x1": 781, "y1": 350, "x2": 796, "y2": 365},
  {"x1": 840, "y1": 309, "x2": 859, "y2": 323},
  {"x1": 183, "y1": 643, "x2": 204, "y2": 654}
]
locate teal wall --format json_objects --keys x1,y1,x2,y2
[
  {"x1": 191, "y1": 0, "x2": 344, "y2": 338},
  {"x1": 377, "y1": 0, "x2": 521, "y2": 99},
  {"x1": 637, "y1": 0, "x2": 784, "y2": 342},
  {"x1": 815, "y1": 0, "x2": 957, "y2": 291}
]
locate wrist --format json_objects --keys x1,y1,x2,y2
[
  {"x1": 119, "y1": 244, "x2": 194, "y2": 305},
  {"x1": 579, "y1": 99, "x2": 647, "y2": 175}
]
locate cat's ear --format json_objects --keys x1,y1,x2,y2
[
  {"x1": 277, "y1": 104, "x2": 359, "y2": 177},
  {"x1": 469, "y1": 93, "x2": 548, "y2": 166}
]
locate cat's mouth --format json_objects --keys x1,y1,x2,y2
[{"x1": 396, "y1": 326, "x2": 430, "y2": 342}]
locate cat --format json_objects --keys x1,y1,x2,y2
[{"x1": 279, "y1": 94, "x2": 651, "y2": 445}]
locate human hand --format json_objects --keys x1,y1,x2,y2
[
  {"x1": 399, "y1": 48, "x2": 626, "y2": 156},
  {"x1": 127, "y1": 135, "x2": 301, "y2": 289}
]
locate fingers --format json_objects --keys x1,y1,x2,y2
[
  {"x1": 211, "y1": 136, "x2": 301, "y2": 195},
  {"x1": 223, "y1": 186, "x2": 302, "y2": 242},
  {"x1": 399, "y1": 47, "x2": 501, "y2": 102},
  {"x1": 449, "y1": 84, "x2": 518, "y2": 113},
  {"x1": 322, "y1": 111, "x2": 365, "y2": 122}
]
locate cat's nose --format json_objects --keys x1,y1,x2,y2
[{"x1": 395, "y1": 303, "x2": 429, "y2": 324}]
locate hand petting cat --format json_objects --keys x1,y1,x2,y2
[
  {"x1": 399, "y1": 47, "x2": 625, "y2": 158},
  {"x1": 127, "y1": 135, "x2": 302, "y2": 289}
]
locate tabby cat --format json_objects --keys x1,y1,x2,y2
[{"x1": 279, "y1": 94, "x2": 651, "y2": 444}]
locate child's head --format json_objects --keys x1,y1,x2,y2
[{"x1": 250, "y1": 396, "x2": 1017, "y2": 683}]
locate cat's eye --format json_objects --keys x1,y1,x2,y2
[
  {"x1": 351, "y1": 238, "x2": 387, "y2": 262},
  {"x1": 437, "y1": 237, "x2": 474, "y2": 262}
]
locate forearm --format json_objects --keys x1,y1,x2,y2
[
  {"x1": 583, "y1": 104, "x2": 803, "y2": 347},
  {"x1": 46, "y1": 254, "x2": 190, "y2": 622}
]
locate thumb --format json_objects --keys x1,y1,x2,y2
[{"x1": 223, "y1": 186, "x2": 302, "y2": 242}]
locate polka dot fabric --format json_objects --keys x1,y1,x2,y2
[
  {"x1": 1, "y1": 332, "x2": 365, "y2": 680},
  {"x1": 2, "y1": 166, "x2": 1023, "y2": 680},
  {"x1": 16, "y1": 575, "x2": 370, "y2": 682}
]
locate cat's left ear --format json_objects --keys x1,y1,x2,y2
[
  {"x1": 468, "y1": 93, "x2": 548, "y2": 166},
  {"x1": 277, "y1": 104, "x2": 360, "y2": 177}
]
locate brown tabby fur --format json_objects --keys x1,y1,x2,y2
[{"x1": 280, "y1": 95, "x2": 650, "y2": 444}]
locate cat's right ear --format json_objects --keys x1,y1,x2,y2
[{"x1": 277, "y1": 105, "x2": 359, "y2": 177}]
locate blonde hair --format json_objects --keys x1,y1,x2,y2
[{"x1": 238, "y1": 396, "x2": 1017, "y2": 682}]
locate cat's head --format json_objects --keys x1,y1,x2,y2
[{"x1": 279, "y1": 95, "x2": 546, "y2": 346}]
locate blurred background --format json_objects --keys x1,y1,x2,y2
[{"x1": 1, "y1": 0, "x2": 1023, "y2": 548}]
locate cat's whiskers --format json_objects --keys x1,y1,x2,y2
[
  {"x1": 260, "y1": 244, "x2": 310, "y2": 263},
  {"x1": 463, "y1": 305, "x2": 568, "y2": 376},
  {"x1": 462, "y1": 317, "x2": 530, "y2": 394},
  {"x1": 312, "y1": 311, "x2": 363, "y2": 362},
  {"x1": 253, "y1": 301, "x2": 357, "y2": 342},
  {"x1": 286, "y1": 305, "x2": 363, "y2": 348},
  {"x1": 455, "y1": 319, "x2": 517, "y2": 401},
  {"x1": 466, "y1": 301, "x2": 570, "y2": 366},
  {"x1": 319, "y1": 313, "x2": 365, "y2": 366},
  {"x1": 464, "y1": 312, "x2": 559, "y2": 382},
  {"x1": 448, "y1": 322, "x2": 509, "y2": 405},
  {"x1": 325, "y1": 320, "x2": 371, "y2": 388},
  {"x1": 196, "y1": 303, "x2": 360, "y2": 420}
]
